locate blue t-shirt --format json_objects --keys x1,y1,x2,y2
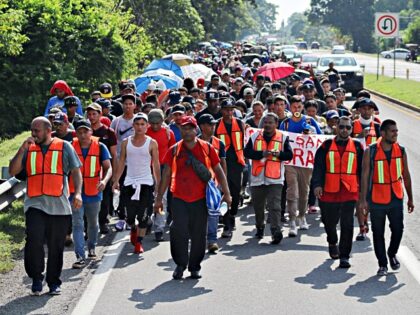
[
  {"x1": 169, "y1": 123, "x2": 182, "y2": 142},
  {"x1": 70, "y1": 142, "x2": 111, "y2": 204},
  {"x1": 44, "y1": 96, "x2": 84, "y2": 116},
  {"x1": 279, "y1": 115, "x2": 323, "y2": 134}
]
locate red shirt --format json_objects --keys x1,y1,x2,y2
[
  {"x1": 320, "y1": 143, "x2": 359, "y2": 203},
  {"x1": 146, "y1": 127, "x2": 176, "y2": 164},
  {"x1": 163, "y1": 140, "x2": 220, "y2": 202}
]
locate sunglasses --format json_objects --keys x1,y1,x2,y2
[{"x1": 338, "y1": 125, "x2": 351, "y2": 130}]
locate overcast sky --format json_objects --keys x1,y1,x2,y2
[{"x1": 266, "y1": 0, "x2": 311, "y2": 27}]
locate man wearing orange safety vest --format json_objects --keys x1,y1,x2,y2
[
  {"x1": 312, "y1": 116, "x2": 364, "y2": 268},
  {"x1": 215, "y1": 98, "x2": 246, "y2": 238},
  {"x1": 244, "y1": 112, "x2": 293, "y2": 244},
  {"x1": 351, "y1": 97, "x2": 381, "y2": 241},
  {"x1": 69, "y1": 119, "x2": 112, "y2": 269},
  {"x1": 359, "y1": 119, "x2": 414, "y2": 277},
  {"x1": 9, "y1": 117, "x2": 83, "y2": 296}
]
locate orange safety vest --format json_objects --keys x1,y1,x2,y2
[
  {"x1": 353, "y1": 120, "x2": 378, "y2": 146},
  {"x1": 216, "y1": 118, "x2": 246, "y2": 166},
  {"x1": 324, "y1": 138, "x2": 358, "y2": 193},
  {"x1": 251, "y1": 130, "x2": 283, "y2": 179},
  {"x1": 26, "y1": 138, "x2": 64, "y2": 197},
  {"x1": 210, "y1": 136, "x2": 221, "y2": 155},
  {"x1": 170, "y1": 139, "x2": 213, "y2": 193},
  {"x1": 69, "y1": 137, "x2": 101, "y2": 196},
  {"x1": 371, "y1": 139, "x2": 404, "y2": 204}
]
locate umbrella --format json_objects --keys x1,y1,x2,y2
[
  {"x1": 220, "y1": 42, "x2": 233, "y2": 49},
  {"x1": 144, "y1": 59, "x2": 183, "y2": 78},
  {"x1": 181, "y1": 63, "x2": 217, "y2": 82},
  {"x1": 139, "y1": 68, "x2": 183, "y2": 87},
  {"x1": 134, "y1": 74, "x2": 181, "y2": 94},
  {"x1": 253, "y1": 62, "x2": 295, "y2": 81},
  {"x1": 161, "y1": 53, "x2": 193, "y2": 66}
]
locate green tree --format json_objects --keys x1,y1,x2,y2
[
  {"x1": 404, "y1": 16, "x2": 420, "y2": 43},
  {"x1": 308, "y1": 0, "x2": 376, "y2": 52}
]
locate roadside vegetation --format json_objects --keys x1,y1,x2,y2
[{"x1": 0, "y1": 131, "x2": 30, "y2": 168}]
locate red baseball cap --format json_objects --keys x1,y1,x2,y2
[{"x1": 180, "y1": 116, "x2": 198, "y2": 128}]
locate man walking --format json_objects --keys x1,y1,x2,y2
[
  {"x1": 312, "y1": 117, "x2": 364, "y2": 268},
  {"x1": 244, "y1": 113, "x2": 293, "y2": 244},
  {"x1": 359, "y1": 119, "x2": 414, "y2": 276},
  {"x1": 155, "y1": 116, "x2": 231, "y2": 280},
  {"x1": 9, "y1": 117, "x2": 82, "y2": 295}
]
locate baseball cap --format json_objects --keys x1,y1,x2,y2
[
  {"x1": 273, "y1": 94, "x2": 288, "y2": 103},
  {"x1": 99, "y1": 83, "x2": 113, "y2": 98},
  {"x1": 86, "y1": 103, "x2": 102, "y2": 113},
  {"x1": 290, "y1": 73, "x2": 301, "y2": 81},
  {"x1": 219, "y1": 91, "x2": 231, "y2": 101},
  {"x1": 147, "y1": 83, "x2": 156, "y2": 91},
  {"x1": 301, "y1": 83, "x2": 315, "y2": 90},
  {"x1": 198, "y1": 114, "x2": 217, "y2": 125},
  {"x1": 91, "y1": 90, "x2": 101, "y2": 97},
  {"x1": 121, "y1": 94, "x2": 136, "y2": 103},
  {"x1": 64, "y1": 96, "x2": 78, "y2": 108},
  {"x1": 74, "y1": 119, "x2": 92, "y2": 130},
  {"x1": 169, "y1": 91, "x2": 182, "y2": 105},
  {"x1": 326, "y1": 110, "x2": 339, "y2": 120},
  {"x1": 234, "y1": 77, "x2": 244, "y2": 84},
  {"x1": 271, "y1": 82, "x2": 281, "y2": 89},
  {"x1": 333, "y1": 87, "x2": 346, "y2": 94},
  {"x1": 182, "y1": 95, "x2": 196, "y2": 106},
  {"x1": 220, "y1": 98, "x2": 235, "y2": 108},
  {"x1": 53, "y1": 112, "x2": 68, "y2": 124},
  {"x1": 256, "y1": 74, "x2": 265, "y2": 81},
  {"x1": 352, "y1": 98, "x2": 378, "y2": 111},
  {"x1": 48, "y1": 107, "x2": 62, "y2": 117},
  {"x1": 171, "y1": 104, "x2": 186, "y2": 115},
  {"x1": 148, "y1": 109, "x2": 165, "y2": 123},
  {"x1": 133, "y1": 113, "x2": 148, "y2": 123},
  {"x1": 180, "y1": 116, "x2": 198, "y2": 128},
  {"x1": 95, "y1": 98, "x2": 111, "y2": 109},
  {"x1": 243, "y1": 87, "x2": 254, "y2": 96},
  {"x1": 206, "y1": 89, "x2": 219, "y2": 100},
  {"x1": 211, "y1": 74, "x2": 220, "y2": 81}
]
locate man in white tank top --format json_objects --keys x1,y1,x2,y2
[{"x1": 113, "y1": 113, "x2": 160, "y2": 254}]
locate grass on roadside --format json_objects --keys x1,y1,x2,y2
[
  {"x1": 0, "y1": 201, "x2": 26, "y2": 273},
  {"x1": 364, "y1": 73, "x2": 420, "y2": 107},
  {"x1": 0, "y1": 131, "x2": 30, "y2": 168}
]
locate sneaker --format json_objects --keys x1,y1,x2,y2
[
  {"x1": 288, "y1": 220, "x2": 298, "y2": 237},
  {"x1": 280, "y1": 213, "x2": 287, "y2": 223},
  {"x1": 328, "y1": 244, "x2": 340, "y2": 260},
  {"x1": 207, "y1": 243, "x2": 219, "y2": 253},
  {"x1": 134, "y1": 242, "x2": 144, "y2": 254},
  {"x1": 130, "y1": 227, "x2": 137, "y2": 245},
  {"x1": 72, "y1": 257, "x2": 86, "y2": 269},
  {"x1": 377, "y1": 266, "x2": 388, "y2": 276},
  {"x1": 88, "y1": 249, "x2": 97, "y2": 260},
  {"x1": 221, "y1": 226, "x2": 232, "y2": 238},
  {"x1": 49, "y1": 284, "x2": 61, "y2": 295},
  {"x1": 308, "y1": 206, "x2": 318, "y2": 214},
  {"x1": 298, "y1": 216, "x2": 309, "y2": 230},
  {"x1": 271, "y1": 231, "x2": 283, "y2": 245},
  {"x1": 64, "y1": 234, "x2": 73, "y2": 247},
  {"x1": 389, "y1": 255, "x2": 400, "y2": 270},
  {"x1": 99, "y1": 224, "x2": 109, "y2": 234},
  {"x1": 155, "y1": 231, "x2": 164, "y2": 242},
  {"x1": 31, "y1": 280, "x2": 43, "y2": 296},
  {"x1": 255, "y1": 227, "x2": 264, "y2": 239},
  {"x1": 172, "y1": 265, "x2": 185, "y2": 280},
  {"x1": 115, "y1": 220, "x2": 126, "y2": 232},
  {"x1": 355, "y1": 229, "x2": 366, "y2": 241},
  {"x1": 339, "y1": 259, "x2": 351, "y2": 268}
]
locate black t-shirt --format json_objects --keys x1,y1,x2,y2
[
  {"x1": 52, "y1": 130, "x2": 75, "y2": 143},
  {"x1": 216, "y1": 118, "x2": 244, "y2": 169},
  {"x1": 92, "y1": 125, "x2": 117, "y2": 151},
  {"x1": 195, "y1": 107, "x2": 222, "y2": 121}
]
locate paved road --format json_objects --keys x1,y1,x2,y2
[{"x1": 1, "y1": 96, "x2": 420, "y2": 315}]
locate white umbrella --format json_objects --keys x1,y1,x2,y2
[
  {"x1": 181, "y1": 63, "x2": 217, "y2": 82},
  {"x1": 161, "y1": 53, "x2": 193, "y2": 66},
  {"x1": 139, "y1": 68, "x2": 184, "y2": 87}
]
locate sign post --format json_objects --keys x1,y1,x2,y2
[{"x1": 375, "y1": 13, "x2": 400, "y2": 80}]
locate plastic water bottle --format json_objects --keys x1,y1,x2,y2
[
  {"x1": 219, "y1": 202, "x2": 228, "y2": 216},
  {"x1": 113, "y1": 190, "x2": 120, "y2": 211}
]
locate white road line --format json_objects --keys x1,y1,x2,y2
[
  {"x1": 71, "y1": 232, "x2": 129, "y2": 315},
  {"x1": 398, "y1": 245, "x2": 420, "y2": 285}
]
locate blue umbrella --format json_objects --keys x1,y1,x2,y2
[
  {"x1": 144, "y1": 59, "x2": 183, "y2": 77},
  {"x1": 134, "y1": 74, "x2": 181, "y2": 94}
]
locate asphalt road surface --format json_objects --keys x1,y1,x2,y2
[{"x1": 1, "y1": 96, "x2": 420, "y2": 315}]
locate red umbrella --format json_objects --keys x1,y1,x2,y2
[{"x1": 253, "y1": 62, "x2": 295, "y2": 81}]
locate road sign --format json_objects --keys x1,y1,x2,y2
[{"x1": 375, "y1": 13, "x2": 399, "y2": 38}]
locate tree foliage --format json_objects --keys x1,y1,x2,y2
[{"x1": 404, "y1": 16, "x2": 420, "y2": 44}]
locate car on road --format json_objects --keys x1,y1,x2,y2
[
  {"x1": 294, "y1": 41, "x2": 308, "y2": 50},
  {"x1": 380, "y1": 48, "x2": 410, "y2": 59},
  {"x1": 300, "y1": 53, "x2": 319, "y2": 68},
  {"x1": 332, "y1": 45, "x2": 346, "y2": 54},
  {"x1": 311, "y1": 41, "x2": 320, "y2": 49},
  {"x1": 316, "y1": 54, "x2": 364, "y2": 96}
]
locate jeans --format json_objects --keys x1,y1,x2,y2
[
  {"x1": 320, "y1": 201, "x2": 355, "y2": 259},
  {"x1": 223, "y1": 161, "x2": 243, "y2": 228},
  {"x1": 99, "y1": 181, "x2": 113, "y2": 225},
  {"x1": 207, "y1": 215, "x2": 218, "y2": 243},
  {"x1": 72, "y1": 201, "x2": 101, "y2": 259},
  {"x1": 24, "y1": 208, "x2": 71, "y2": 287},
  {"x1": 370, "y1": 206, "x2": 404, "y2": 267},
  {"x1": 153, "y1": 188, "x2": 168, "y2": 233}
]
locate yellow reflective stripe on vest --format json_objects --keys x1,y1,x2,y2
[
  {"x1": 328, "y1": 151, "x2": 335, "y2": 173},
  {"x1": 30, "y1": 152, "x2": 37, "y2": 175},
  {"x1": 234, "y1": 132, "x2": 242, "y2": 150},
  {"x1": 219, "y1": 134, "x2": 226, "y2": 145},
  {"x1": 50, "y1": 151, "x2": 59, "y2": 174},
  {"x1": 377, "y1": 161, "x2": 384, "y2": 183},
  {"x1": 395, "y1": 157, "x2": 402, "y2": 179},
  {"x1": 90, "y1": 156, "x2": 97, "y2": 177},
  {"x1": 272, "y1": 141, "x2": 280, "y2": 161},
  {"x1": 256, "y1": 140, "x2": 262, "y2": 151},
  {"x1": 346, "y1": 152, "x2": 355, "y2": 174}
]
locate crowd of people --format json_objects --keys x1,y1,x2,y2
[{"x1": 8, "y1": 42, "x2": 414, "y2": 296}]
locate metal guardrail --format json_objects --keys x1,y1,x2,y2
[{"x1": 0, "y1": 177, "x2": 26, "y2": 211}]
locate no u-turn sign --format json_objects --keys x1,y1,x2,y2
[{"x1": 375, "y1": 12, "x2": 399, "y2": 38}]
